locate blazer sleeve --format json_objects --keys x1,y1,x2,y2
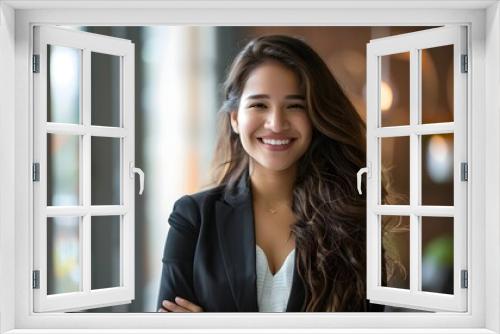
[
  {"x1": 156, "y1": 195, "x2": 201, "y2": 311},
  {"x1": 367, "y1": 301, "x2": 386, "y2": 312}
]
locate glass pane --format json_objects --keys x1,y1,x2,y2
[
  {"x1": 91, "y1": 216, "x2": 121, "y2": 289},
  {"x1": 91, "y1": 52, "x2": 121, "y2": 127},
  {"x1": 47, "y1": 45, "x2": 81, "y2": 124},
  {"x1": 381, "y1": 137, "x2": 410, "y2": 205},
  {"x1": 47, "y1": 134, "x2": 80, "y2": 206},
  {"x1": 422, "y1": 217, "x2": 454, "y2": 294},
  {"x1": 380, "y1": 52, "x2": 410, "y2": 127},
  {"x1": 91, "y1": 137, "x2": 121, "y2": 205},
  {"x1": 422, "y1": 134, "x2": 454, "y2": 206},
  {"x1": 47, "y1": 217, "x2": 81, "y2": 294},
  {"x1": 381, "y1": 215, "x2": 410, "y2": 289},
  {"x1": 421, "y1": 45, "x2": 454, "y2": 124}
]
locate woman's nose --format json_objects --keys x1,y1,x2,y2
[{"x1": 265, "y1": 108, "x2": 289, "y2": 132}]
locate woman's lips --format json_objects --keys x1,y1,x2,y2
[{"x1": 257, "y1": 137, "x2": 295, "y2": 151}]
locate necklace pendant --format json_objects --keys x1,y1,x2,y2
[{"x1": 269, "y1": 208, "x2": 278, "y2": 214}]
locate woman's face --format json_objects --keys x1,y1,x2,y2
[{"x1": 230, "y1": 61, "x2": 313, "y2": 173}]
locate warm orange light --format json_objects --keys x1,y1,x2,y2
[
  {"x1": 429, "y1": 135, "x2": 450, "y2": 162},
  {"x1": 380, "y1": 80, "x2": 393, "y2": 111}
]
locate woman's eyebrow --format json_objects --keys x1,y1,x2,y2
[
  {"x1": 245, "y1": 94, "x2": 305, "y2": 100},
  {"x1": 286, "y1": 94, "x2": 305, "y2": 100}
]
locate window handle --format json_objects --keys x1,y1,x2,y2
[
  {"x1": 356, "y1": 162, "x2": 371, "y2": 195},
  {"x1": 130, "y1": 162, "x2": 145, "y2": 195}
]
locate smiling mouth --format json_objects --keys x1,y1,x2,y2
[
  {"x1": 257, "y1": 137, "x2": 296, "y2": 150},
  {"x1": 259, "y1": 138, "x2": 293, "y2": 145}
]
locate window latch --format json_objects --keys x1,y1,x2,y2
[
  {"x1": 356, "y1": 162, "x2": 371, "y2": 195},
  {"x1": 129, "y1": 162, "x2": 145, "y2": 195}
]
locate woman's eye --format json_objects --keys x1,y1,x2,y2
[
  {"x1": 249, "y1": 103, "x2": 266, "y2": 109},
  {"x1": 288, "y1": 104, "x2": 305, "y2": 110}
]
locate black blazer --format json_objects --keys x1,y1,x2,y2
[{"x1": 157, "y1": 172, "x2": 384, "y2": 312}]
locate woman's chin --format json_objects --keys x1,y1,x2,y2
[{"x1": 254, "y1": 161, "x2": 297, "y2": 173}]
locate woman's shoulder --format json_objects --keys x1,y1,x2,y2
[
  {"x1": 186, "y1": 184, "x2": 227, "y2": 205},
  {"x1": 175, "y1": 184, "x2": 227, "y2": 210},
  {"x1": 169, "y1": 184, "x2": 227, "y2": 230}
]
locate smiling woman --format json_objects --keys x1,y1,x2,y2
[{"x1": 156, "y1": 35, "x2": 397, "y2": 312}]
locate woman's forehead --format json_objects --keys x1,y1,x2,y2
[{"x1": 241, "y1": 63, "x2": 303, "y2": 99}]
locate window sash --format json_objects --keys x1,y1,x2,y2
[
  {"x1": 32, "y1": 25, "x2": 136, "y2": 312},
  {"x1": 366, "y1": 26, "x2": 468, "y2": 312}
]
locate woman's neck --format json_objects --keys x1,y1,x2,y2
[{"x1": 249, "y1": 162, "x2": 296, "y2": 206}]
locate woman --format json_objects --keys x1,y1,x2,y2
[{"x1": 157, "y1": 35, "x2": 386, "y2": 312}]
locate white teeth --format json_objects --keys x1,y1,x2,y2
[{"x1": 261, "y1": 138, "x2": 291, "y2": 145}]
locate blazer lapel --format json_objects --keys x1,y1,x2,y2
[
  {"x1": 215, "y1": 173, "x2": 259, "y2": 312},
  {"x1": 286, "y1": 256, "x2": 306, "y2": 311}
]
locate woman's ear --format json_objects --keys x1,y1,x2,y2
[{"x1": 230, "y1": 111, "x2": 239, "y2": 134}]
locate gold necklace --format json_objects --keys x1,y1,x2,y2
[
  {"x1": 265, "y1": 202, "x2": 289, "y2": 215},
  {"x1": 268, "y1": 207, "x2": 278, "y2": 215}
]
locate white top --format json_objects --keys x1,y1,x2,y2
[{"x1": 255, "y1": 245, "x2": 296, "y2": 312}]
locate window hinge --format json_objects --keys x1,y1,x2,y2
[
  {"x1": 461, "y1": 162, "x2": 468, "y2": 181},
  {"x1": 32, "y1": 55, "x2": 40, "y2": 73},
  {"x1": 32, "y1": 163, "x2": 40, "y2": 182},
  {"x1": 461, "y1": 54, "x2": 468, "y2": 73},
  {"x1": 461, "y1": 269, "x2": 468, "y2": 289},
  {"x1": 32, "y1": 270, "x2": 40, "y2": 289}
]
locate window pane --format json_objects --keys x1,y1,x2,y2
[
  {"x1": 381, "y1": 136, "x2": 410, "y2": 205},
  {"x1": 47, "y1": 134, "x2": 80, "y2": 206},
  {"x1": 91, "y1": 52, "x2": 121, "y2": 127},
  {"x1": 422, "y1": 217, "x2": 454, "y2": 294},
  {"x1": 91, "y1": 216, "x2": 121, "y2": 289},
  {"x1": 380, "y1": 52, "x2": 410, "y2": 127},
  {"x1": 421, "y1": 45, "x2": 454, "y2": 124},
  {"x1": 381, "y1": 215, "x2": 410, "y2": 289},
  {"x1": 47, "y1": 45, "x2": 81, "y2": 124},
  {"x1": 91, "y1": 137, "x2": 121, "y2": 205},
  {"x1": 421, "y1": 134, "x2": 454, "y2": 206},
  {"x1": 47, "y1": 216, "x2": 81, "y2": 294}
]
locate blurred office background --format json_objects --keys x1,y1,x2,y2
[{"x1": 46, "y1": 26, "x2": 453, "y2": 312}]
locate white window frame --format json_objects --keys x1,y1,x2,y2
[
  {"x1": 365, "y1": 26, "x2": 468, "y2": 312},
  {"x1": 32, "y1": 25, "x2": 136, "y2": 312},
  {"x1": 0, "y1": 1, "x2": 499, "y2": 333}
]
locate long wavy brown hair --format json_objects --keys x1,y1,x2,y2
[{"x1": 210, "y1": 35, "x2": 402, "y2": 312}]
